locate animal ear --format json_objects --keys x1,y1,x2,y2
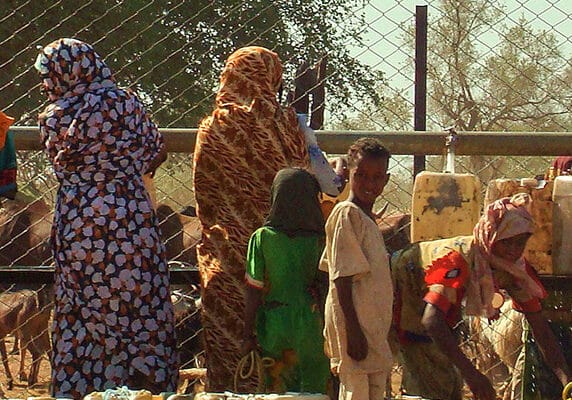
[{"x1": 373, "y1": 202, "x2": 389, "y2": 219}]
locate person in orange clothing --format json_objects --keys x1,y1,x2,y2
[{"x1": 193, "y1": 46, "x2": 310, "y2": 391}]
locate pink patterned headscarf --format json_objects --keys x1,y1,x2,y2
[{"x1": 467, "y1": 193, "x2": 544, "y2": 317}]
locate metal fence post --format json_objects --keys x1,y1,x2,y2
[{"x1": 414, "y1": 4, "x2": 428, "y2": 177}]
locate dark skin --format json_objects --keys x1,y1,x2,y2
[
  {"x1": 525, "y1": 311, "x2": 570, "y2": 386},
  {"x1": 334, "y1": 154, "x2": 389, "y2": 361},
  {"x1": 422, "y1": 233, "x2": 571, "y2": 400},
  {"x1": 145, "y1": 145, "x2": 168, "y2": 177},
  {"x1": 334, "y1": 277, "x2": 368, "y2": 361},
  {"x1": 421, "y1": 303, "x2": 496, "y2": 400},
  {"x1": 241, "y1": 285, "x2": 263, "y2": 354}
]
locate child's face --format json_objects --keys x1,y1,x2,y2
[
  {"x1": 350, "y1": 155, "x2": 389, "y2": 207},
  {"x1": 491, "y1": 233, "x2": 531, "y2": 263}
]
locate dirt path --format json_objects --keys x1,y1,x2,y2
[{"x1": 1, "y1": 336, "x2": 51, "y2": 399}]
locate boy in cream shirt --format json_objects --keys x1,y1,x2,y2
[{"x1": 320, "y1": 138, "x2": 393, "y2": 400}]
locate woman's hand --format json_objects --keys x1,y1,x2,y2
[
  {"x1": 145, "y1": 145, "x2": 168, "y2": 177},
  {"x1": 422, "y1": 303, "x2": 496, "y2": 399},
  {"x1": 240, "y1": 334, "x2": 258, "y2": 356},
  {"x1": 526, "y1": 311, "x2": 571, "y2": 387},
  {"x1": 464, "y1": 368, "x2": 496, "y2": 400}
]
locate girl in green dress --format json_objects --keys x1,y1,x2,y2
[{"x1": 242, "y1": 167, "x2": 330, "y2": 394}]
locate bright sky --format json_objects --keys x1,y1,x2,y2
[{"x1": 354, "y1": 0, "x2": 572, "y2": 91}]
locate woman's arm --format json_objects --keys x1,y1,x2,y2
[
  {"x1": 334, "y1": 276, "x2": 367, "y2": 361},
  {"x1": 145, "y1": 144, "x2": 168, "y2": 177},
  {"x1": 525, "y1": 310, "x2": 571, "y2": 386},
  {"x1": 422, "y1": 303, "x2": 496, "y2": 400},
  {"x1": 241, "y1": 285, "x2": 263, "y2": 354}
]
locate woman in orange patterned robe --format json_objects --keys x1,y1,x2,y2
[{"x1": 193, "y1": 46, "x2": 309, "y2": 391}]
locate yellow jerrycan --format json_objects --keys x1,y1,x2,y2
[
  {"x1": 552, "y1": 176, "x2": 572, "y2": 275},
  {"x1": 410, "y1": 129, "x2": 482, "y2": 243},
  {"x1": 411, "y1": 171, "x2": 481, "y2": 242}
]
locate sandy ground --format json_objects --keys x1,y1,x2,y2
[
  {"x1": 0, "y1": 348, "x2": 401, "y2": 400},
  {"x1": 0, "y1": 339, "x2": 475, "y2": 400},
  {"x1": 0, "y1": 336, "x2": 51, "y2": 399}
]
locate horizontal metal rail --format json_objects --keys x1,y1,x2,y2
[
  {"x1": 1, "y1": 266, "x2": 569, "y2": 288},
  {"x1": 11, "y1": 126, "x2": 572, "y2": 156}
]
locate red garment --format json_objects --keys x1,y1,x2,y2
[
  {"x1": 421, "y1": 249, "x2": 546, "y2": 318},
  {"x1": 551, "y1": 156, "x2": 572, "y2": 176},
  {"x1": 422, "y1": 250, "x2": 469, "y2": 326}
]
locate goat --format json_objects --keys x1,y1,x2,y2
[
  {"x1": 0, "y1": 287, "x2": 52, "y2": 390},
  {"x1": 171, "y1": 280, "x2": 205, "y2": 393},
  {"x1": 156, "y1": 204, "x2": 201, "y2": 265},
  {"x1": 467, "y1": 301, "x2": 524, "y2": 400},
  {"x1": 376, "y1": 212, "x2": 411, "y2": 255}
]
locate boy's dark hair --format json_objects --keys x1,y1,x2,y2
[{"x1": 347, "y1": 137, "x2": 391, "y2": 168}]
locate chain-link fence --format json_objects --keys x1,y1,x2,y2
[{"x1": 0, "y1": 0, "x2": 571, "y2": 398}]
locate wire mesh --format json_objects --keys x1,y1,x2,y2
[{"x1": 0, "y1": 0, "x2": 571, "y2": 398}]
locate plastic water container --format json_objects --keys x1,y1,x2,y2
[
  {"x1": 552, "y1": 176, "x2": 572, "y2": 274},
  {"x1": 411, "y1": 171, "x2": 481, "y2": 242}
]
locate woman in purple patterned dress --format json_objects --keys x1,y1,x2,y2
[{"x1": 35, "y1": 38, "x2": 178, "y2": 398}]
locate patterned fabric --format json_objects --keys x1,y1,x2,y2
[
  {"x1": 392, "y1": 236, "x2": 473, "y2": 338},
  {"x1": 391, "y1": 235, "x2": 547, "y2": 400},
  {"x1": 392, "y1": 234, "x2": 546, "y2": 339},
  {"x1": 399, "y1": 340, "x2": 464, "y2": 400},
  {"x1": 193, "y1": 46, "x2": 309, "y2": 391},
  {"x1": 470, "y1": 193, "x2": 544, "y2": 317},
  {"x1": 36, "y1": 38, "x2": 178, "y2": 398}
]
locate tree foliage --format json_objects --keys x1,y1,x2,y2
[
  {"x1": 427, "y1": 0, "x2": 572, "y2": 132},
  {"x1": 341, "y1": 0, "x2": 572, "y2": 135},
  {"x1": 424, "y1": 0, "x2": 572, "y2": 181},
  {"x1": 0, "y1": 0, "x2": 380, "y2": 127},
  {"x1": 338, "y1": 0, "x2": 571, "y2": 188},
  {"x1": 336, "y1": 82, "x2": 412, "y2": 131}
]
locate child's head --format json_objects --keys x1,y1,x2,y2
[
  {"x1": 476, "y1": 193, "x2": 534, "y2": 263},
  {"x1": 265, "y1": 167, "x2": 324, "y2": 237},
  {"x1": 347, "y1": 137, "x2": 390, "y2": 209}
]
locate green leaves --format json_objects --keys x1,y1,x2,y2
[{"x1": 0, "y1": 0, "x2": 376, "y2": 128}]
